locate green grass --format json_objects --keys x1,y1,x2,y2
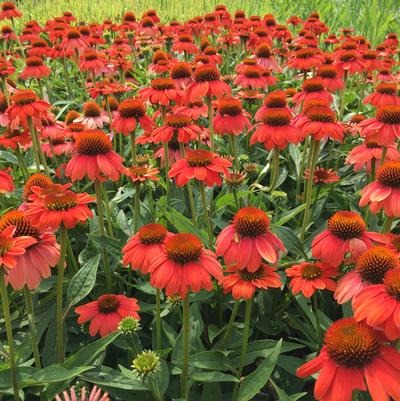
[{"x1": 14, "y1": 0, "x2": 400, "y2": 44}]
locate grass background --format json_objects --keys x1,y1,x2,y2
[{"x1": 14, "y1": 0, "x2": 400, "y2": 44}]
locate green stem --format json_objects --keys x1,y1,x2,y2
[
  {"x1": 187, "y1": 182, "x2": 197, "y2": 226},
  {"x1": 163, "y1": 143, "x2": 170, "y2": 198},
  {"x1": 0, "y1": 271, "x2": 19, "y2": 401},
  {"x1": 220, "y1": 301, "x2": 239, "y2": 349},
  {"x1": 338, "y1": 71, "x2": 348, "y2": 121},
  {"x1": 296, "y1": 135, "x2": 309, "y2": 198},
  {"x1": 370, "y1": 158, "x2": 376, "y2": 182},
  {"x1": 28, "y1": 117, "x2": 49, "y2": 174},
  {"x1": 56, "y1": 224, "x2": 68, "y2": 363},
  {"x1": 101, "y1": 184, "x2": 114, "y2": 238},
  {"x1": 206, "y1": 96, "x2": 215, "y2": 152},
  {"x1": 311, "y1": 294, "x2": 322, "y2": 350},
  {"x1": 28, "y1": 117, "x2": 41, "y2": 172},
  {"x1": 232, "y1": 298, "x2": 253, "y2": 401},
  {"x1": 352, "y1": 390, "x2": 359, "y2": 401},
  {"x1": 229, "y1": 135, "x2": 238, "y2": 167},
  {"x1": 130, "y1": 130, "x2": 137, "y2": 165},
  {"x1": 300, "y1": 138, "x2": 320, "y2": 241},
  {"x1": 270, "y1": 146, "x2": 280, "y2": 190},
  {"x1": 23, "y1": 288, "x2": 42, "y2": 368},
  {"x1": 180, "y1": 296, "x2": 190, "y2": 400},
  {"x1": 94, "y1": 180, "x2": 112, "y2": 291},
  {"x1": 134, "y1": 182, "x2": 140, "y2": 233},
  {"x1": 66, "y1": 236, "x2": 78, "y2": 274},
  {"x1": 199, "y1": 183, "x2": 213, "y2": 246},
  {"x1": 382, "y1": 216, "x2": 393, "y2": 233},
  {"x1": 15, "y1": 146, "x2": 29, "y2": 179},
  {"x1": 155, "y1": 289, "x2": 162, "y2": 351},
  {"x1": 61, "y1": 57, "x2": 72, "y2": 98},
  {"x1": 380, "y1": 146, "x2": 388, "y2": 165}
]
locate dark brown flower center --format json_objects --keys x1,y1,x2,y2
[
  {"x1": 171, "y1": 62, "x2": 192, "y2": 79},
  {"x1": 327, "y1": 211, "x2": 366, "y2": 239},
  {"x1": 262, "y1": 109, "x2": 291, "y2": 126},
  {"x1": 82, "y1": 102, "x2": 101, "y2": 118},
  {"x1": 193, "y1": 65, "x2": 220, "y2": 82},
  {"x1": 138, "y1": 223, "x2": 167, "y2": 244},
  {"x1": 0, "y1": 210, "x2": 40, "y2": 239},
  {"x1": 376, "y1": 105, "x2": 400, "y2": 124},
  {"x1": 43, "y1": 185, "x2": 78, "y2": 211},
  {"x1": 356, "y1": 246, "x2": 398, "y2": 284},
  {"x1": 66, "y1": 28, "x2": 81, "y2": 39},
  {"x1": 233, "y1": 207, "x2": 269, "y2": 237},
  {"x1": 239, "y1": 265, "x2": 265, "y2": 281},
  {"x1": 306, "y1": 107, "x2": 336, "y2": 122},
  {"x1": 301, "y1": 263, "x2": 322, "y2": 280},
  {"x1": 318, "y1": 66, "x2": 338, "y2": 79},
  {"x1": 165, "y1": 233, "x2": 203, "y2": 264},
  {"x1": 151, "y1": 78, "x2": 175, "y2": 90},
  {"x1": 303, "y1": 78, "x2": 324, "y2": 92},
  {"x1": 255, "y1": 44, "x2": 271, "y2": 58},
  {"x1": 376, "y1": 83, "x2": 397, "y2": 95},
  {"x1": 186, "y1": 149, "x2": 213, "y2": 166},
  {"x1": 165, "y1": 114, "x2": 192, "y2": 128},
  {"x1": 119, "y1": 99, "x2": 146, "y2": 119},
  {"x1": 12, "y1": 90, "x2": 38, "y2": 105},
  {"x1": 325, "y1": 318, "x2": 379, "y2": 368},
  {"x1": 384, "y1": 269, "x2": 400, "y2": 299},
  {"x1": 377, "y1": 161, "x2": 400, "y2": 188},
  {"x1": 242, "y1": 66, "x2": 262, "y2": 78},
  {"x1": 76, "y1": 130, "x2": 112, "y2": 155},
  {"x1": 98, "y1": 294, "x2": 120, "y2": 313},
  {"x1": 218, "y1": 98, "x2": 242, "y2": 116}
]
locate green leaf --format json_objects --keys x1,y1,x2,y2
[
  {"x1": 270, "y1": 380, "x2": 307, "y2": 401},
  {"x1": 148, "y1": 359, "x2": 169, "y2": 400},
  {"x1": 166, "y1": 208, "x2": 208, "y2": 244},
  {"x1": 25, "y1": 366, "x2": 93, "y2": 385},
  {"x1": 44, "y1": 332, "x2": 120, "y2": 399},
  {"x1": 192, "y1": 372, "x2": 239, "y2": 383},
  {"x1": 0, "y1": 151, "x2": 18, "y2": 164},
  {"x1": 236, "y1": 339, "x2": 282, "y2": 401},
  {"x1": 66, "y1": 254, "x2": 100, "y2": 309},
  {"x1": 190, "y1": 350, "x2": 234, "y2": 372},
  {"x1": 271, "y1": 225, "x2": 307, "y2": 258}
]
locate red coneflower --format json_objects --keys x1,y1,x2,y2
[
  {"x1": 152, "y1": 113, "x2": 202, "y2": 144},
  {"x1": 0, "y1": 210, "x2": 59, "y2": 290},
  {"x1": 287, "y1": 261, "x2": 338, "y2": 298},
  {"x1": 304, "y1": 166, "x2": 340, "y2": 184},
  {"x1": 346, "y1": 139, "x2": 400, "y2": 173},
  {"x1": 312, "y1": 211, "x2": 384, "y2": 266},
  {"x1": 65, "y1": 129, "x2": 124, "y2": 182},
  {"x1": 297, "y1": 318, "x2": 400, "y2": 401},
  {"x1": 316, "y1": 65, "x2": 344, "y2": 92},
  {"x1": 42, "y1": 134, "x2": 73, "y2": 157},
  {"x1": 74, "y1": 102, "x2": 109, "y2": 129},
  {"x1": 22, "y1": 173, "x2": 52, "y2": 201},
  {"x1": 168, "y1": 149, "x2": 231, "y2": 187},
  {"x1": 186, "y1": 64, "x2": 231, "y2": 102},
  {"x1": 172, "y1": 34, "x2": 198, "y2": 54},
  {"x1": 254, "y1": 90, "x2": 292, "y2": 121},
  {"x1": 334, "y1": 50, "x2": 365, "y2": 74},
  {"x1": 353, "y1": 268, "x2": 400, "y2": 340},
  {"x1": 125, "y1": 164, "x2": 160, "y2": 184},
  {"x1": 216, "y1": 207, "x2": 285, "y2": 271},
  {"x1": 139, "y1": 77, "x2": 183, "y2": 106},
  {"x1": 287, "y1": 47, "x2": 324, "y2": 70},
  {"x1": 7, "y1": 89, "x2": 51, "y2": 130},
  {"x1": 25, "y1": 183, "x2": 94, "y2": 230},
  {"x1": 234, "y1": 65, "x2": 268, "y2": 89},
  {"x1": 0, "y1": 226, "x2": 37, "y2": 269},
  {"x1": 250, "y1": 108, "x2": 302, "y2": 150},
  {"x1": 79, "y1": 50, "x2": 109, "y2": 76},
  {"x1": 0, "y1": 167, "x2": 13, "y2": 193},
  {"x1": 203, "y1": 46, "x2": 222, "y2": 65},
  {"x1": 292, "y1": 78, "x2": 333, "y2": 108},
  {"x1": 122, "y1": 223, "x2": 172, "y2": 274},
  {"x1": 335, "y1": 245, "x2": 398, "y2": 304},
  {"x1": 255, "y1": 43, "x2": 282, "y2": 72},
  {"x1": 222, "y1": 263, "x2": 281, "y2": 300},
  {"x1": 363, "y1": 83, "x2": 400, "y2": 107},
  {"x1": 173, "y1": 99, "x2": 208, "y2": 121},
  {"x1": 61, "y1": 28, "x2": 89, "y2": 53},
  {"x1": 148, "y1": 233, "x2": 223, "y2": 298},
  {"x1": 213, "y1": 97, "x2": 251, "y2": 135},
  {"x1": 360, "y1": 161, "x2": 400, "y2": 216},
  {"x1": 111, "y1": 98, "x2": 155, "y2": 136},
  {"x1": 0, "y1": 2, "x2": 22, "y2": 20},
  {"x1": 170, "y1": 62, "x2": 193, "y2": 89},
  {"x1": 301, "y1": 106, "x2": 344, "y2": 142},
  {"x1": 19, "y1": 56, "x2": 51, "y2": 80},
  {"x1": 75, "y1": 294, "x2": 140, "y2": 337}
]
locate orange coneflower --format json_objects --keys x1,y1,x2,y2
[
  {"x1": 363, "y1": 83, "x2": 400, "y2": 108},
  {"x1": 213, "y1": 97, "x2": 251, "y2": 135},
  {"x1": 139, "y1": 77, "x2": 183, "y2": 106},
  {"x1": 65, "y1": 129, "x2": 124, "y2": 182},
  {"x1": 312, "y1": 211, "x2": 384, "y2": 266},
  {"x1": 19, "y1": 56, "x2": 51, "y2": 80},
  {"x1": 168, "y1": 149, "x2": 231, "y2": 187},
  {"x1": 74, "y1": 102, "x2": 109, "y2": 129},
  {"x1": 216, "y1": 207, "x2": 285, "y2": 271},
  {"x1": 297, "y1": 318, "x2": 400, "y2": 401},
  {"x1": 222, "y1": 263, "x2": 281, "y2": 300},
  {"x1": 75, "y1": 294, "x2": 140, "y2": 337},
  {"x1": 148, "y1": 233, "x2": 223, "y2": 298},
  {"x1": 122, "y1": 223, "x2": 172, "y2": 274},
  {"x1": 0, "y1": 167, "x2": 13, "y2": 193}
]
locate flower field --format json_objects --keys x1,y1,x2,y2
[{"x1": 0, "y1": 1, "x2": 400, "y2": 401}]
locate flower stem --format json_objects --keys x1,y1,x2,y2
[
  {"x1": 311, "y1": 294, "x2": 322, "y2": 350},
  {"x1": 15, "y1": 146, "x2": 29, "y2": 179},
  {"x1": 220, "y1": 301, "x2": 239, "y2": 349},
  {"x1": 232, "y1": 298, "x2": 253, "y2": 401},
  {"x1": 229, "y1": 135, "x2": 238, "y2": 167},
  {"x1": 134, "y1": 182, "x2": 140, "y2": 233},
  {"x1": 94, "y1": 180, "x2": 112, "y2": 291},
  {"x1": 155, "y1": 289, "x2": 162, "y2": 351},
  {"x1": 163, "y1": 143, "x2": 170, "y2": 198},
  {"x1": 199, "y1": 183, "x2": 213, "y2": 246},
  {"x1": 206, "y1": 96, "x2": 215, "y2": 152},
  {"x1": 270, "y1": 146, "x2": 280, "y2": 190},
  {"x1": 296, "y1": 136, "x2": 310, "y2": 198},
  {"x1": 56, "y1": 224, "x2": 68, "y2": 363},
  {"x1": 23, "y1": 287, "x2": 42, "y2": 369},
  {"x1": 300, "y1": 138, "x2": 320, "y2": 241},
  {"x1": 180, "y1": 296, "x2": 190, "y2": 400},
  {"x1": 187, "y1": 182, "x2": 197, "y2": 226},
  {"x1": 0, "y1": 271, "x2": 19, "y2": 401},
  {"x1": 130, "y1": 130, "x2": 137, "y2": 165},
  {"x1": 382, "y1": 216, "x2": 393, "y2": 233}
]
